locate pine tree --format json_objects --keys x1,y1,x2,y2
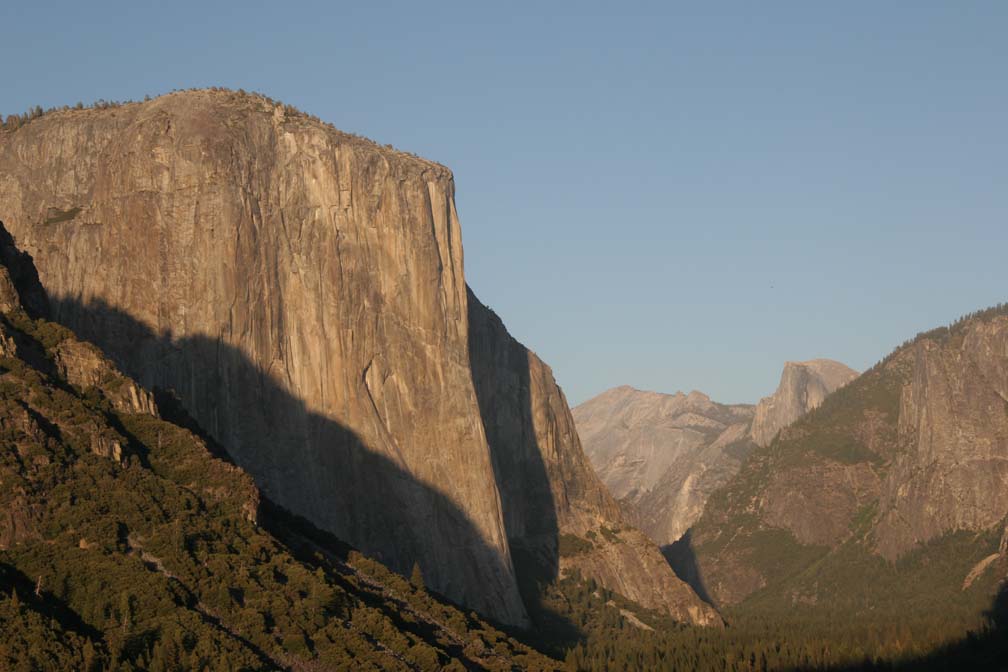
[
  {"x1": 410, "y1": 561, "x2": 425, "y2": 591},
  {"x1": 82, "y1": 640, "x2": 97, "y2": 672}
]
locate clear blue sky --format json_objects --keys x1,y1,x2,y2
[{"x1": 4, "y1": 2, "x2": 1006, "y2": 405}]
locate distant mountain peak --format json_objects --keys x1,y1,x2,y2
[
  {"x1": 750, "y1": 359, "x2": 858, "y2": 447},
  {"x1": 574, "y1": 358, "x2": 855, "y2": 546}
]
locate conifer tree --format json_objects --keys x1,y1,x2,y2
[{"x1": 410, "y1": 561, "x2": 425, "y2": 591}]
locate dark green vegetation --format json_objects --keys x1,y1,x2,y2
[
  {"x1": 505, "y1": 566, "x2": 1005, "y2": 671},
  {"x1": 0, "y1": 284, "x2": 558, "y2": 669}
]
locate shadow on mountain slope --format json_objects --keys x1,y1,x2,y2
[
  {"x1": 45, "y1": 292, "x2": 527, "y2": 627},
  {"x1": 662, "y1": 528, "x2": 716, "y2": 607}
]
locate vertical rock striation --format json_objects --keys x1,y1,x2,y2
[{"x1": 875, "y1": 320, "x2": 1008, "y2": 559}]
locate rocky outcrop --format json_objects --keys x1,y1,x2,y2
[
  {"x1": 560, "y1": 523, "x2": 721, "y2": 626},
  {"x1": 750, "y1": 359, "x2": 858, "y2": 447},
  {"x1": 89, "y1": 431, "x2": 125, "y2": 463},
  {"x1": 54, "y1": 339, "x2": 159, "y2": 415},
  {"x1": 0, "y1": 90, "x2": 711, "y2": 626}
]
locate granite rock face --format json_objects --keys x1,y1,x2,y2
[
  {"x1": 688, "y1": 310, "x2": 1008, "y2": 607},
  {"x1": 54, "y1": 338, "x2": 159, "y2": 416},
  {"x1": 750, "y1": 359, "x2": 858, "y2": 447},
  {"x1": 574, "y1": 360, "x2": 855, "y2": 546},
  {"x1": 574, "y1": 386, "x2": 755, "y2": 545},
  {"x1": 0, "y1": 90, "x2": 712, "y2": 626},
  {"x1": 875, "y1": 320, "x2": 1008, "y2": 559}
]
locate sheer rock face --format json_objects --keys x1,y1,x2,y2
[
  {"x1": 0, "y1": 90, "x2": 713, "y2": 626},
  {"x1": 876, "y1": 320, "x2": 1008, "y2": 559},
  {"x1": 468, "y1": 293, "x2": 721, "y2": 627},
  {"x1": 634, "y1": 421, "x2": 755, "y2": 546},
  {"x1": 750, "y1": 359, "x2": 858, "y2": 447},
  {"x1": 0, "y1": 91, "x2": 525, "y2": 626}
]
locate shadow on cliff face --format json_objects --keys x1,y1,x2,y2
[
  {"x1": 466, "y1": 287, "x2": 582, "y2": 650},
  {"x1": 662, "y1": 528, "x2": 716, "y2": 607},
  {"x1": 0, "y1": 224, "x2": 49, "y2": 319},
  {"x1": 45, "y1": 293, "x2": 527, "y2": 628}
]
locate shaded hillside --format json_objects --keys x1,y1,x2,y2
[
  {"x1": 0, "y1": 223, "x2": 559, "y2": 671},
  {"x1": 682, "y1": 304, "x2": 1008, "y2": 634}
]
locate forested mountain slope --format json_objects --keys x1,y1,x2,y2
[
  {"x1": 0, "y1": 221, "x2": 559, "y2": 671},
  {"x1": 681, "y1": 305, "x2": 1008, "y2": 625}
]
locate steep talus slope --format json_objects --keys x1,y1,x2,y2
[
  {"x1": 0, "y1": 223, "x2": 560, "y2": 671},
  {"x1": 0, "y1": 90, "x2": 711, "y2": 627},
  {"x1": 467, "y1": 292, "x2": 720, "y2": 627},
  {"x1": 687, "y1": 307, "x2": 1008, "y2": 618},
  {"x1": 573, "y1": 360, "x2": 854, "y2": 547},
  {"x1": 750, "y1": 359, "x2": 859, "y2": 447}
]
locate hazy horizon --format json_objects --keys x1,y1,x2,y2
[{"x1": 4, "y1": 1, "x2": 1006, "y2": 406}]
